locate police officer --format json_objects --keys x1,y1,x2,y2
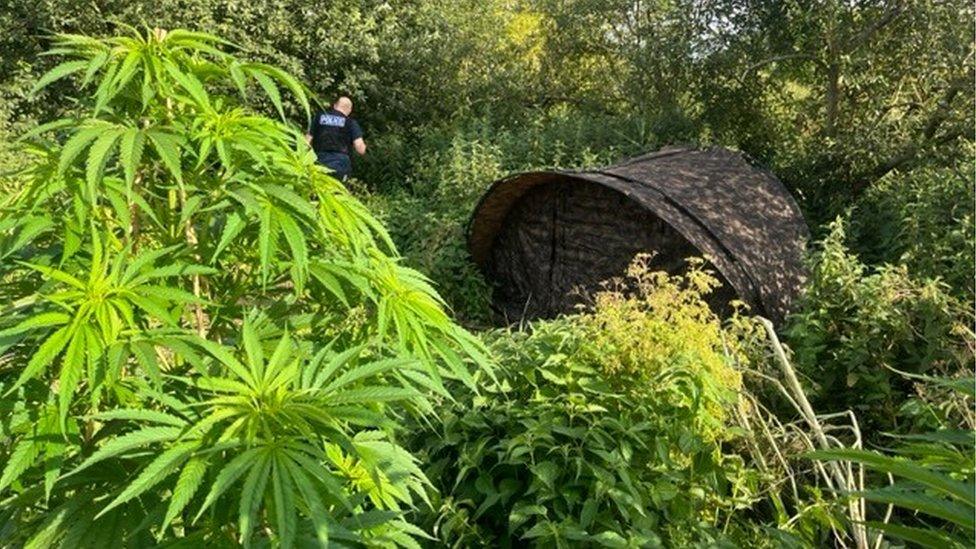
[{"x1": 306, "y1": 96, "x2": 366, "y2": 179}]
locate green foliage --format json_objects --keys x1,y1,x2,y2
[
  {"x1": 410, "y1": 263, "x2": 769, "y2": 547},
  {"x1": 364, "y1": 135, "x2": 506, "y2": 325},
  {"x1": 359, "y1": 111, "x2": 650, "y2": 193},
  {"x1": 2, "y1": 1, "x2": 972, "y2": 217},
  {"x1": 369, "y1": 190, "x2": 493, "y2": 327},
  {"x1": 810, "y1": 375, "x2": 975, "y2": 549},
  {"x1": 0, "y1": 27, "x2": 488, "y2": 547},
  {"x1": 786, "y1": 218, "x2": 972, "y2": 435},
  {"x1": 363, "y1": 112, "x2": 650, "y2": 324},
  {"x1": 0, "y1": 3, "x2": 970, "y2": 547},
  {"x1": 0, "y1": 0, "x2": 525, "y2": 131},
  {"x1": 847, "y1": 158, "x2": 975, "y2": 299}
]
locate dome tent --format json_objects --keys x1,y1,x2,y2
[{"x1": 467, "y1": 147, "x2": 809, "y2": 324}]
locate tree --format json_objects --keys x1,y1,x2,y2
[{"x1": 723, "y1": 0, "x2": 974, "y2": 205}]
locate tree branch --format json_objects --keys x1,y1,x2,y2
[
  {"x1": 845, "y1": 2, "x2": 905, "y2": 52},
  {"x1": 856, "y1": 75, "x2": 972, "y2": 192},
  {"x1": 739, "y1": 53, "x2": 824, "y2": 82}
]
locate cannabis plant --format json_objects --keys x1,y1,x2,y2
[{"x1": 0, "y1": 27, "x2": 487, "y2": 547}]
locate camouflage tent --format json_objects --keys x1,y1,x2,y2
[{"x1": 467, "y1": 147, "x2": 810, "y2": 323}]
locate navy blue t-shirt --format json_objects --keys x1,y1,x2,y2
[{"x1": 309, "y1": 108, "x2": 363, "y2": 156}]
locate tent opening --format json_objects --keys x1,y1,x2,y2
[{"x1": 487, "y1": 178, "x2": 736, "y2": 321}]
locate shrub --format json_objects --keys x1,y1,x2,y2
[
  {"x1": 582, "y1": 256, "x2": 745, "y2": 436},
  {"x1": 786, "y1": 219, "x2": 973, "y2": 435},
  {"x1": 410, "y1": 261, "x2": 769, "y2": 547},
  {"x1": 370, "y1": 191, "x2": 494, "y2": 326},
  {"x1": 847, "y1": 159, "x2": 975, "y2": 300},
  {"x1": 363, "y1": 135, "x2": 504, "y2": 324},
  {"x1": 0, "y1": 28, "x2": 488, "y2": 547}
]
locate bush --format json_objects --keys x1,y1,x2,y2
[
  {"x1": 363, "y1": 135, "x2": 505, "y2": 324},
  {"x1": 370, "y1": 190, "x2": 495, "y2": 326},
  {"x1": 359, "y1": 110, "x2": 654, "y2": 191},
  {"x1": 847, "y1": 159, "x2": 975, "y2": 300},
  {"x1": 786, "y1": 219, "x2": 973, "y2": 435},
  {"x1": 410, "y1": 260, "x2": 770, "y2": 547}
]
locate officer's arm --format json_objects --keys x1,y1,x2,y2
[
  {"x1": 305, "y1": 133, "x2": 313, "y2": 146},
  {"x1": 353, "y1": 137, "x2": 366, "y2": 156}
]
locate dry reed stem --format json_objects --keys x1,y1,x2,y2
[{"x1": 756, "y1": 317, "x2": 870, "y2": 549}]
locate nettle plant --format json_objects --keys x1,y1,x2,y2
[{"x1": 0, "y1": 28, "x2": 488, "y2": 547}]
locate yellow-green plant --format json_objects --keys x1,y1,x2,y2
[
  {"x1": 0, "y1": 27, "x2": 487, "y2": 547},
  {"x1": 582, "y1": 255, "x2": 744, "y2": 435},
  {"x1": 410, "y1": 260, "x2": 763, "y2": 547}
]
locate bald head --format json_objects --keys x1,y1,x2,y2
[{"x1": 333, "y1": 96, "x2": 353, "y2": 116}]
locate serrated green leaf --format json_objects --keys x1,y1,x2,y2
[
  {"x1": 238, "y1": 450, "x2": 271, "y2": 547},
  {"x1": 212, "y1": 210, "x2": 246, "y2": 263},
  {"x1": 310, "y1": 344, "x2": 365, "y2": 389},
  {"x1": 160, "y1": 455, "x2": 209, "y2": 536},
  {"x1": 192, "y1": 338, "x2": 255, "y2": 386},
  {"x1": 322, "y1": 358, "x2": 408, "y2": 394},
  {"x1": 18, "y1": 261, "x2": 86, "y2": 290},
  {"x1": 0, "y1": 312, "x2": 71, "y2": 338},
  {"x1": 32, "y1": 60, "x2": 88, "y2": 94},
  {"x1": 58, "y1": 328, "x2": 86, "y2": 430},
  {"x1": 79, "y1": 50, "x2": 109, "y2": 87},
  {"x1": 271, "y1": 456, "x2": 297, "y2": 549},
  {"x1": 228, "y1": 62, "x2": 247, "y2": 98},
  {"x1": 69, "y1": 426, "x2": 183, "y2": 477},
  {"x1": 0, "y1": 434, "x2": 41, "y2": 493},
  {"x1": 85, "y1": 129, "x2": 122, "y2": 193},
  {"x1": 138, "y1": 284, "x2": 203, "y2": 304},
  {"x1": 96, "y1": 441, "x2": 197, "y2": 518},
  {"x1": 241, "y1": 318, "x2": 264, "y2": 380},
  {"x1": 323, "y1": 386, "x2": 418, "y2": 406},
  {"x1": 280, "y1": 454, "x2": 329, "y2": 546},
  {"x1": 90, "y1": 408, "x2": 187, "y2": 427},
  {"x1": 147, "y1": 130, "x2": 184, "y2": 184},
  {"x1": 8, "y1": 325, "x2": 72, "y2": 393},
  {"x1": 258, "y1": 204, "x2": 274, "y2": 284},
  {"x1": 58, "y1": 125, "x2": 103, "y2": 176},
  {"x1": 40, "y1": 412, "x2": 66, "y2": 500},
  {"x1": 277, "y1": 212, "x2": 308, "y2": 293},
  {"x1": 248, "y1": 68, "x2": 284, "y2": 120},
  {"x1": 194, "y1": 447, "x2": 264, "y2": 522},
  {"x1": 108, "y1": 49, "x2": 142, "y2": 93},
  {"x1": 118, "y1": 127, "x2": 145, "y2": 190},
  {"x1": 162, "y1": 59, "x2": 211, "y2": 108}
]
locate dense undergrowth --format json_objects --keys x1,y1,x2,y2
[
  {"x1": 409, "y1": 262, "x2": 761, "y2": 547},
  {"x1": 360, "y1": 107, "x2": 975, "y2": 547},
  {"x1": 0, "y1": 7, "x2": 973, "y2": 548},
  {"x1": 361, "y1": 113, "x2": 646, "y2": 325}
]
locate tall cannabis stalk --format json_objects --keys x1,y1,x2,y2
[{"x1": 0, "y1": 26, "x2": 487, "y2": 547}]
